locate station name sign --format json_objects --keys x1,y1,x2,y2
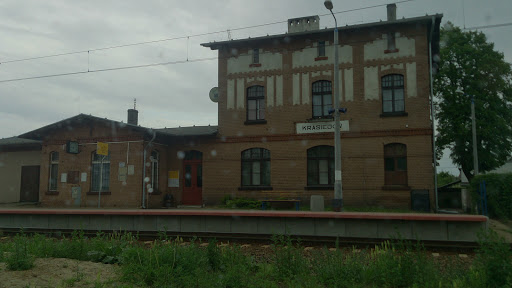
[{"x1": 296, "y1": 120, "x2": 350, "y2": 134}]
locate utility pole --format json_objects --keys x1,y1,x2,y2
[{"x1": 471, "y1": 94, "x2": 479, "y2": 175}]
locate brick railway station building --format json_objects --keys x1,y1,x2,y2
[{"x1": 2, "y1": 5, "x2": 442, "y2": 210}]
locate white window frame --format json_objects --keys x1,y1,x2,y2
[{"x1": 49, "y1": 152, "x2": 59, "y2": 191}]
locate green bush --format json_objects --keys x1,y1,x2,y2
[
  {"x1": 221, "y1": 194, "x2": 233, "y2": 205},
  {"x1": 473, "y1": 230, "x2": 512, "y2": 288},
  {"x1": 225, "y1": 197, "x2": 261, "y2": 209},
  {"x1": 5, "y1": 232, "x2": 34, "y2": 271},
  {"x1": 470, "y1": 173, "x2": 512, "y2": 219}
]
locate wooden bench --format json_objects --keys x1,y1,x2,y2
[{"x1": 260, "y1": 199, "x2": 301, "y2": 211}]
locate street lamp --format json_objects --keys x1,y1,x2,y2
[
  {"x1": 456, "y1": 88, "x2": 479, "y2": 176},
  {"x1": 324, "y1": 0, "x2": 343, "y2": 211}
]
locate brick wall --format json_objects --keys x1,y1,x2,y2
[
  {"x1": 38, "y1": 123, "x2": 148, "y2": 208},
  {"x1": 195, "y1": 134, "x2": 433, "y2": 208},
  {"x1": 36, "y1": 21, "x2": 436, "y2": 210},
  {"x1": 198, "y1": 20, "x2": 435, "y2": 209}
]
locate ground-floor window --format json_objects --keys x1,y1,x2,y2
[
  {"x1": 91, "y1": 152, "x2": 110, "y2": 192},
  {"x1": 49, "y1": 151, "x2": 59, "y2": 191},
  {"x1": 151, "y1": 150, "x2": 159, "y2": 192},
  {"x1": 241, "y1": 148, "x2": 270, "y2": 187},
  {"x1": 307, "y1": 145, "x2": 334, "y2": 186},
  {"x1": 384, "y1": 143, "x2": 408, "y2": 186}
]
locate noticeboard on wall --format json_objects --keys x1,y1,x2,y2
[{"x1": 168, "y1": 171, "x2": 179, "y2": 187}]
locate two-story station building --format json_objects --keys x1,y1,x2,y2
[{"x1": 11, "y1": 4, "x2": 442, "y2": 210}]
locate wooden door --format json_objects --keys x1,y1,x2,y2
[
  {"x1": 181, "y1": 151, "x2": 203, "y2": 205},
  {"x1": 20, "y1": 165, "x2": 40, "y2": 202}
]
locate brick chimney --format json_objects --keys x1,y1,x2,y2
[
  {"x1": 127, "y1": 109, "x2": 138, "y2": 125},
  {"x1": 288, "y1": 15, "x2": 320, "y2": 33},
  {"x1": 387, "y1": 4, "x2": 397, "y2": 21}
]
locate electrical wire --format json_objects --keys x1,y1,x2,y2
[
  {"x1": 0, "y1": 31, "x2": 429, "y2": 84},
  {"x1": 0, "y1": 0, "x2": 414, "y2": 65},
  {"x1": 464, "y1": 22, "x2": 512, "y2": 30},
  {"x1": 0, "y1": 57, "x2": 218, "y2": 83}
]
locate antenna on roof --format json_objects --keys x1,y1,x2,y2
[{"x1": 134, "y1": 98, "x2": 137, "y2": 110}]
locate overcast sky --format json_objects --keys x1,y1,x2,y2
[{"x1": 1, "y1": 0, "x2": 511, "y2": 174}]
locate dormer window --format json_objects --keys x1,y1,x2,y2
[
  {"x1": 386, "y1": 32, "x2": 398, "y2": 53},
  {"x1": 318, "y1": 41, "x2": 326, "y2": 57},
  {"x1": 252, "y1": 49, "x2": 259, "y2": 64}
]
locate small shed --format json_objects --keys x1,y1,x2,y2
[{"x1": 0, "y1": 137, "x2": 42, "y2": 203}]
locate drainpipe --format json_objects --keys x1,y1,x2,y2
[
  {"x1": 429, "y1": 16, "x2": 439, "y2": 212},
  {"x1": 142, "y1": 129, "x2": 156, "y2": 209}
]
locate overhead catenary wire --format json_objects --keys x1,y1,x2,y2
[
  {"x1": 463, "y1": 22, "x2": 512, "y2": 30},
  {"x1": 0, "y1": 0, "x2": 414, "y2": 65},
  {"x1": 0, "y1": 31, "x2": 431, "y2": 84},
  {"x1": 0, "y1": 57, "x2": 218, "y2": 83}
]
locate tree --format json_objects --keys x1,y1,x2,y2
[
  {"x1": 434, "y1": 23, "x2": 512, "y2": 182},
  {"x1": 437, "y1": 171, "x2": 458, "y2": 187}
]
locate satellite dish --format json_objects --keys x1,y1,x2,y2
[{"x1": 209, "y1": 87, "x2": 219, "y2": 103}]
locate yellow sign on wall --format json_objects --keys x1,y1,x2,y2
[
  {"x1": 96, "y1": 142, "x2": 109, "y2": 156},
  {"x1": 168, "y1": 170, "x2": 179, "y2": 187}
]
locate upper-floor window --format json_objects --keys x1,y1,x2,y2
[
  {"x1": 252, "y1": 48, "x2": 259, "y2": 64},
  {"x1": 312, "y1": 80, "x2": 332, "y2": 118},
  {"x1": 241, "y1": 148, "x2": 270, "y2": 187},
  {"x1": 151, "y1": 150, "x2": 159, "y2": 192},
  {"x1": 318, "y1": 41, "x2": 326, "y2": 57},
  {"x1": 307, "y1": 146, "x2": 334, "y2": 187},
  {"x1": 384, "y1": 143, "x2": 408, "y2": 186},
  {"x1": 91, "y1": 151, "x2": 110, "y2": 192},
  {"x1": 49, "y1": 152, "x2": 59, "y2": 191},
  {"x1": 382, "y1": 74, "x2": 404, "y2": 114},
  {"x1": 247, "y1": 85, "x2": 265, "y2": 122}
]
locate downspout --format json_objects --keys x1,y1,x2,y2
[
  {"x1": 429, "y1": 16, "x2": 439, "y2": 212},
  {"x1": 142, "y1": 129, "x2": 156, "y2": 209}
]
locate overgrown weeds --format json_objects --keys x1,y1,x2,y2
[
  {"x1": 5, "y1": 230, "x2": 34, "y2": 271},
  {"x1": 0, "y1": 229, "x2": 510, "y2": 287}
]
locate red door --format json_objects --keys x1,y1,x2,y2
[{"x1": 182, "y1": 151, "x2": 203, "y2": 205}]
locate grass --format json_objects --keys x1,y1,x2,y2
[{"x1": 0, "y1": 230, "x2": 510, "y2": 287}]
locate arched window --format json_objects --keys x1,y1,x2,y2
[
  {"x1": 91, "y1": 151, "x2": 110, "y2": 192},
  {"x1": 247, "y1": 86, "x2": 265, "y2": 122},
  {"x1": 307, "y1": 146, "x2": 334, "y2": 186},
  {"x1": 382, "y1": 74, "x2": 404, "y2": 113},
  {"x1": 312, "y1": 80, "x2": 332, "y2": 118},
  {"x1": 151, "y1": 150, "x2": 159, "y2": 192},
  {"x1": 384, "y1": 143, "x2": 407, "y2": 186},
  {"x1": 241, "y1": 148, "x2": 270, "y2": 187},
  {"x1": 49, "y1": 152, "x2": 59, "y2": 191}
]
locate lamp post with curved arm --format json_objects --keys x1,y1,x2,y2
[{"x1": 324, "y1": 0, "x2": 343, "y2": 211}]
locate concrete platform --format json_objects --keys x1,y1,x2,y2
[{"x1": 0, "y1": 208, "x2": 488, "y2": 242}]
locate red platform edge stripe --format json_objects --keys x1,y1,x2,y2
[{"x1": 0, "y1": 209, "x2": 488, "y2": 222}]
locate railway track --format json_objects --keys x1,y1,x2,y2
[{"x1": 0, "y1": 227, "x2": 491, "y2": 253}]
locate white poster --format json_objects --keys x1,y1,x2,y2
[{"x1": 80, "y1": 172, "x2": 87, "y2": 182}]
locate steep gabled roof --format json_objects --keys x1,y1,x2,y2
[
  {"x1": 18, "y1": 114, "x2": 152, "y2": 141},
  {"x1": 17, "y1": 114, "x2": 218, "y2": 142}
]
